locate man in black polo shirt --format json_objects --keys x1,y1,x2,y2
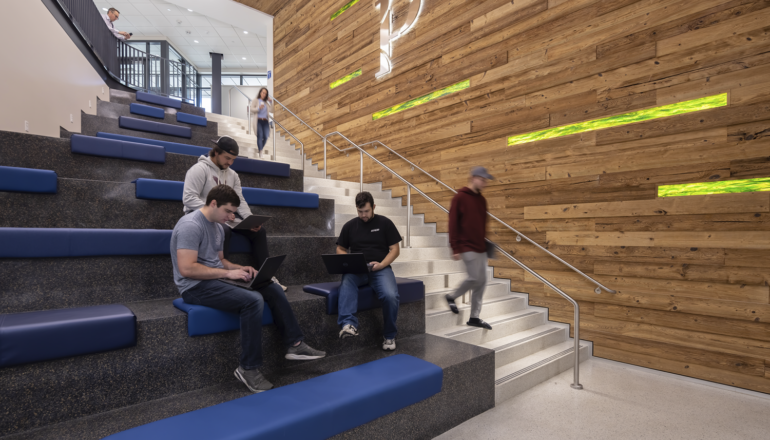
[{"x1": 336, "y1": 191, "x2": 402, "y2": 350}]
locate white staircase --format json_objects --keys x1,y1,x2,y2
[{"x1": 212, "y1": 113, "x2": 591, "y2": 403}]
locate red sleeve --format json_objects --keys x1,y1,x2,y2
[{"x1": 448, "y1": 192, "x2": 462, "y2": 254}]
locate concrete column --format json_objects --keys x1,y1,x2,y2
[{"x1": 210, "y1": 52, "x2": 223, "y2": 114}]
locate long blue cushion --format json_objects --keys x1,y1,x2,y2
[
  {"x1": 136, "y1": 91, "x2": 182, "y2": 109},
  {"x1": 120, "y1": 116, "x2": 192, "y2": 139},
  {"x1": 0, "y1": 166, "x2": 57, "y2": 194},
  {"x1": 172, "y1": 298, "x2": 273, "y2": 336},
  {"x1": 134, "y1": 178, "x2": 318, "y2": 209},
  {"x1": 95, "y1": 132, "x2": 290, "y2": 178},
  {"x1": 304, "y1": 278, "x2": 425, "y2": 315},
  {"x1": 104, "y1": 354, "x2": 442, "y2": 440},
  {"x1": 130, "y1": 103, "x2": 165, "y2": 119},
  {"x1": 177, "y1": 112, "x2": 207, "y2": 127},
  {"x1": 0, "y1": 304, "x2": 136, "y2": 367},
  {"x1": 0, "y1": 228, "x2": 171, "y2": 258},
  {"x1": 71, "y1": 134, "x2": 165, "y2": 164}
]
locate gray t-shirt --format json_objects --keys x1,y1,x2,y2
[{"x1": 170, "y1": 210, "x2": 224, "y2": 294}]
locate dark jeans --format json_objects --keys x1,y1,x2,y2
[
  {"x1": 223, "y1": 225, "x2": 269, "y2": 268},
  {"x1": 338, "y1": 266, "x2": 399, "y2": 339},
  {"x1": 256, "y1": 119, "x2": 270, "y2": 151},
  {"x1": 182, "y1": 279, "x2": 304, "y2": 370}
]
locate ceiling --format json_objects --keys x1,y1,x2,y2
[{"x1": 93, "y1": 0, "x2": 269, "y2": 72}]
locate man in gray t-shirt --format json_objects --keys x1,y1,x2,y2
[{"x1": 171, "y1": 185, "x2": 325, "y2": 393}]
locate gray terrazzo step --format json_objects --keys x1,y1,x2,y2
[
  {"x1": 109, "y1": 90, "x2": 204, "y2": 117},
  {"x1": 304, "y1": 176, "x2": 383, "y2": 193},
  {"x1": 425, "y1": 296, "x2": 528, "y2": 333},
  {"x1": 304, "y1": 184, "x2": 391, "y2": 199},
  {"x1": 1, "y1": 334, "x2": 492, "y2": 440},
  {"x1": 96, "y1": 99, "x2": 219, "y2": 137},
  {"x1": 78, "y1": 113, "x2": 214, "y2": 149},
  {"x1": 320, "y1": 193, "x2": 403, "y2": 208},
  {"x1": 1, "y1": 130, "x2": 304, "y2": 190},
  {"x1": 390, "y1": 259, "x2": 466, "y2": 278},
  {"x1": 424, "y1": 282, "x2": 512, "y2": 309},
  {"x1": 334, "y1": 212, "x2": 425, "y2": 228},
  {"x1": 409, "y1": 268, "x2": 496, "y2": 294},
  {"x1": 0, "y1": 237, "x2": 337, "y2": 314},
  {"x1": 0, "y1": 291, "x2": 427, "y2": 437},
  {"x1": 481, "y1": 325, "x2": 569, "y2": 368},
  {"x1": 429, "y1": 309, "x2": 547, "y2": 346},
  {"x1": 0, "y1": 178, "x2": 334, "y2": 236}
]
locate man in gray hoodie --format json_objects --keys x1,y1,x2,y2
[{"x1": 182, "y1": 136, "x2": 285, "y2": 290}]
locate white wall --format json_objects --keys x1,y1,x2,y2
[
  {"x1": 221, "y1": 85, "x2": 262, "y2": 120},
  {"x1": 0, "y1": 1, "x2": 107, "y2": 137}
]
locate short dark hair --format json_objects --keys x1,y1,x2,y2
[
  {"x1": 206, "y1": 184, "x2": 240, "y2": 208},
  {"x1": 209, "y1": 145, "x2": 224, "y2": 158},
  {"x1": 108, "y1": 7, "x2": 120, "y2": 14},
  {"x1": 355, "y1": 191, "x2": 374, "y2": 209}
]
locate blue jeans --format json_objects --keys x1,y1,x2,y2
[
  {"x1": 182, "y1": 280, "x2": 304, "y2": 370},
  {"x1": 256, "y1": 119, "x2": 270, "y2": 151},
  {"x1": 338, "y1": 266, "x2": 399, "y2": 339}
]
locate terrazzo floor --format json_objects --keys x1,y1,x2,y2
[{"x1": 435, "y1": 357, "x2": 770, "y2": 440}]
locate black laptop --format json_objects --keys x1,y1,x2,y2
[
  {"x1": 321, "y1": 253, "x2": 372, "y2": 275},
  {"x1": 219, "y1": 255, "x2": 286, "y2": 290}
]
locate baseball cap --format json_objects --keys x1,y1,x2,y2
[
  {"x1": 470, "y1": 166, "x2": 494, "y2": 180},
  {"x1": 211, "y1": 136, "x2": 239, "y2": 156}
]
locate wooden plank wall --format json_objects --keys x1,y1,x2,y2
[{"x1": 259, "y1": 0, "x2": 770, "y2": 393}]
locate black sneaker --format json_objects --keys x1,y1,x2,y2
[
  {"x1": 467, "y1": 318, "x2": 492, "y2": 330},
  {"x1": 445, "y1": 294, "x2": 459, "y2": 314},
  {"x1": 286, "y1": 341, "x2": 326, "y2": 360},
  {"x1": 234, "y1": 366, "x2": 273, "y2": 393}
]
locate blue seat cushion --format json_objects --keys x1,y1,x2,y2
[
  {"x1": 134, "y1": 178, "x2": 318, "y2": 209},
  {"x1": 177, "y1": 112, "x2": 207, "y2": 127},
  {"x1": 0, "y1": 304, "x2": 136, "y2": 367},
  {"x1": 71, "y1": 134, "x2": 165, "y2": 164},
  {"x1": 172, "y1": 298, "x2": 273, "y2": 336},
  {"x1": 304, "y1": 278, "x2": 425, "y2": 315},
  {"x1": 103, "y1": 354, "x2": 442, "y2": 440},
  {"x1": 0, "y1": 165, "x2": 57, "y2": 194},
  {"x1": 96, "y1": 132, "x2": 210, "y2": 157},
  {"x1": 0, "y1": 228, "x2": 171, "y2": 258},
  {"x1": 136, "y1": 91, "x2": 182, "y2": 109},
  {"x1": 120, "y1": 116, "x2": 192, "y2": 139},
  {"x1": 129, "y1": 103, "x2": 165, "y2": 119},
  {"x1": 230, "y1": 158, "x2": 290, "y2": 178}
]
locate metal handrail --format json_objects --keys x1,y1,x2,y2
[
  {"x1": 273, "y1": 119, "x2": 304, "y2": 171},
  {"x1": 356, "y1": 140, "x2": 616, "y2": 295},
  {"x1": 323, "y1": 131, "x2": 583, "y2": 390},
  {"x1": 272, "y1": 97, "x2": 344, "y2": 153},
  {"x1": 231, "y1": 86, "x2": 253, "y2": 135}
]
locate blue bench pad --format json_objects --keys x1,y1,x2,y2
[
  {"x1": 104, "y1": 354, "x2": 442, "y2": 440},
  {"x1": 119, "y1": 116, "x2": 192, "y2": 139},
  {"x1": 136, "y1": 91, "x2": 182, "y2": 109},
  {"x1": 173, "y1": 298, "x2": 273, "y2": 336},
  {"x1": 71, "y1": 134, "x2": 165, "y2": 164},
  {"x1": 303, "y1": 278, "x2": 425, "y2": 315},
  {"x1": 129, "y1": 103, "x2": 165, "y2": 119},
  {"x1": 0, "y1": 228, "x2": 172, "y2": 258},
  {"x1": 0, "y1": 304, "x2": 136, "y2": 367},
  {"x1": 177, "y1": 112, "x2": 207, "y2": 127},
  {"x1": 95, "y1": 133, "x2": 290, "y2": 178},
  {"x1": 0, "y1": 166, "x2": 57, "y2": 194},
  {"x1": 134, "y1": 178, "x2": 318, "y2": 208}
]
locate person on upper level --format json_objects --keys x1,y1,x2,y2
[
  {"x1": 101, "y1": 7, "x2": 131, "y2": 41},
  {"x1": 249, "y1": 87, "x2": 272, "y2": 160}
]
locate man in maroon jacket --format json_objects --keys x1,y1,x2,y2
[{"x1": 445, "y1": 166, "x2": 494, "y2": 329}]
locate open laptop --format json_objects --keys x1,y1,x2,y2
[
  {"x1": 219, "y1": 255, "x2": 286, "y2": 290},
  {"x1": 229, "y1": 214, "x2": 271, "y2": 231},
  {"x1": 321, "y1": 253, "x2": 372, "y2": 275}
]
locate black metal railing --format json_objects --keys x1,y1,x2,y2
[{"x1": 56, "y1": 0, "x2": 198, "y2": 103}]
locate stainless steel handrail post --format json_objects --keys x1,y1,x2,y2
[
  {"x1": 406, "y1": 186, "x2": 411, "y2": 248},
  {"x1": 360, "y1": 150, "x2": 364, "y2": 193},
  {"x1": 272, "y1": 118, "x2": 304, "y2": 172},
  {"x1": 272, "y1": 115, "x2": 277, "y2": 161}
]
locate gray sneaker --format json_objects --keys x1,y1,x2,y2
[
  {"x1": 285, "y1": 341, "x2": 326, "y2": 360},
  {"x1": 382, "y1": 337, "x2": 396, "y2": 351},
  {"x1": 234, "y1": 366, "x2": 273, "y2": 393},
  {"x1": 339, "y1": 324, "x2": 358, "y2": 339}
]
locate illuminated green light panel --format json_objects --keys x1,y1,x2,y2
[
  {"x1": 507, "y1": 93, "x2": 728, "y2": 146},
  {"x1": 658, "y1": 177, "x2": 770, "y2": 197},
  {"x1": 331, "y1": 0, "x2": 360, "y2": 21},
  {"x1": 372, "y1": 80, "x2": 471, "y2": 121},
  {"x1": 330, "y1": 69, "x2": 362, "y2": 90}
]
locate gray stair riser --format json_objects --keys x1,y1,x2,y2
[
  {"x1": 426, "y1": 297, "x2": 528, "y2": 333},
  {"x1": 0, "y1": 297, "x2": 426, "y2": 436},
  {"x1": 334, "y1": 214, "x2": 425, "y2": 229},
  {"x1": 440, "y1": 311, "x2": 547, "y2": 345},
  {"x1": 398, "y1": 247, "x2": 453, "y2": 261},
  {"x1": 110, "y1": 90, "x2": 204, "y2": 117},
  {"x1": 424, "y1": 283, "x2": 511, "y2": 309},
  {"x1": 321, "y1": 194, "x2": 403, "y2": 208},
  {"x1": 494, "y1": 345, "x2": 590, "y2": 403},
  {"x1": 333, "y1": 203, "x2": 409, "y2": 217},
  {"x1": 415, "y1": 268, "x2": 496, "y2": 293},
  {"x1": 391, "y1": 259, "x2": 466, "y2": 278},
  {"x1": 303, "y1": 176, "x2": 383, "y2": 192},
  {"x1": 80, "y1": 113, "x2": 215, "y2": 150},
  {"x1": 96, "y1": 100, "x2": 219, "y2": 137},
  {"x1": 494, "y1": 329, "x2": 568, "y2": 368},
  {"x1": 333, "y1": 224, "x2": 436, "y2": 238}
]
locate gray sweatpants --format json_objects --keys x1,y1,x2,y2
[{"x1": 446, "y1": 251, "x2": 487, "y2": 319}]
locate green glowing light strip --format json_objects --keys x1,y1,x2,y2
[
  {"x1": 331, "y1": 0, "x2": 360, "y2": 21},
  {"x1": 373, "y1": 80, "x2": 471, "y2": 121},
  {"x1": 330, "y1": 69, "x2": 362, "y2": 90},
  {"x1": 507, "y1": 93, "x2": 728, "y2": 146},
  {"x1": 658, "y1": 177, "x2": 770, "y2": 197}
]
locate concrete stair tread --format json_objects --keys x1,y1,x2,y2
[
  {"x1": 428, "y1": 309, "x2": 546, "y2": 338},
  {"x1": 494, "y1": 339, "x2": 589, "y2": 386},
  {"x1": 424, "y1": 282, "x2": 511, "y2": 299},
  {"x1": 479, "y1": 324, "x2": 566, "y2": 351},
  {"x1": 425, "y1": 295, "x2": 526, "y2": 317}
]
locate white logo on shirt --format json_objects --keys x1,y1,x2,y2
[{"x1": 371, "y1": 229, "x2": 380, "y2": 232}]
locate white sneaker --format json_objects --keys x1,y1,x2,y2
[
  {"x1": 272, "y1": 276, "x2": 287, "y2": 292},
  {"x1": 258, "y1": 150, "x2": 264, "y2": 159},
  {"x1": 382, "y1": 337, "x2": 396, "y2": 351},
  {"x1": 339, "y1": 324, "x2": 358, "y2": 339}
]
